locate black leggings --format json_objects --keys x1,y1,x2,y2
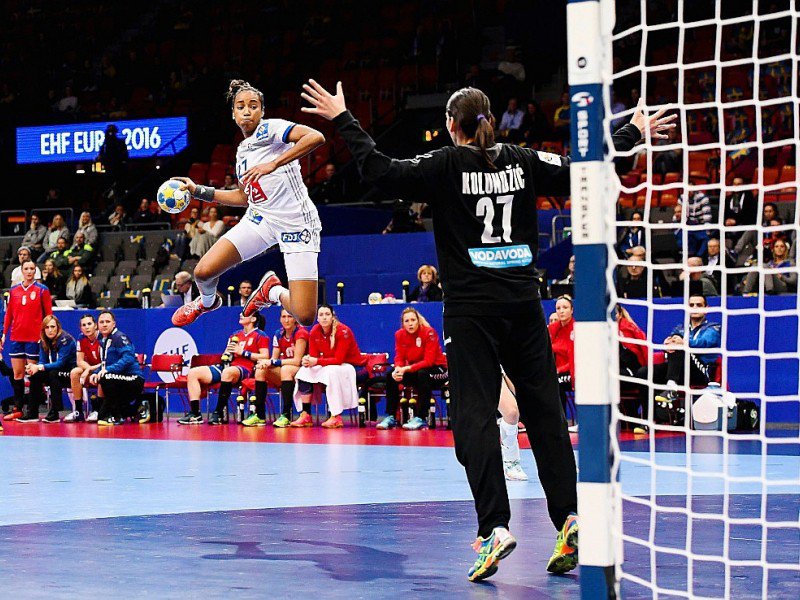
[
  {"x1": 29, "y1": 369, "x2": 71, "y2": 414},
  {"x1": 634, "y1": 350, "x2": 711, "y2": 419},
  {"x1": 444, "y1": 304, "x2": 577, "y2": 538},
  {"x1": 384, "y1": 366, "x2": 448, "y2": 418},
  {"x1": 98, "y1": 373, "x2": 144, "y2": 421}
]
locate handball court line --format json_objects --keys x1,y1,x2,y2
[{"x1": 2, "y1": 436, "x2": 797, "y2": 527}]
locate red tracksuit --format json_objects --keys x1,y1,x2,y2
[
  {"x1": 548, "y1": 317, "x2": 575, "y2": 384},
  {"x1": 308, "y1": 323, "x2": 366, "y2": 366},
  {"x1": 393, "y1": 324, "x2": 448, "y2": 372}
]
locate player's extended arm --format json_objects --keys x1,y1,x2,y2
[
  {"x1": 301, "y1": 79, "x2": 440, "y2": 203},
  {"x1": 170, "y1": 177, "x2": 249, "y2": 207}
]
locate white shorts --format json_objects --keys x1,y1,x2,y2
[{"x1": 222, "y1": 211, "x2": 321, "y2": 281}]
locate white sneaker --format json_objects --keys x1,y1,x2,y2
[
  {"x1": 568, "y1": 424, "x2": 578, "y2": 433},
  {"x1": 503, "y1": 460, "x2": 528, "y2": 481},
  {"x1": 63, "y1": 411, "x2": 85, "y2": 423},
  {"x1": 86, "y1": 411, "x2": 99, "y2": 423}
]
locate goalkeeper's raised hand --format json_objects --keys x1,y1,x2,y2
[
  {"x1": 301, "y1": 80, "x2": 347, "y2": 121},
  {"x1": 630, "y1": 98, "x2": 677, "y2": 141}
]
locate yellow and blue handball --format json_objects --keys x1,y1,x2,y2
[{"x1": 157, "y1": 180, "x2": 192, "y2": 214}]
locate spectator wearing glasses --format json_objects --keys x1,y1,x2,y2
[{"x1": 171, "y1": 271, "x2": 200, "y2": 305}]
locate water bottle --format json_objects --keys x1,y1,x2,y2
[
  {"x1": 221, "y1": 336, "x2": 238, "y2": 369},
  {"x1": 399, "y1": 397, "x2": 408, "y2": 424},
  {"x1": 428, "y1": 404, "x2": 437, "y2": 429},
  {"x1": 336, "y1": 282, "x2": 344, "y2": 305},
  {"x1": 236, "y1": 395, "x2": 245, "y2": 423},
  {"x1": 249, "y1": 396, "x2": 256, "y2": 417},
  {"x1": 408, "y1": 398, "x2": 416, "y2": 421},
  {"x1": 358, "y1": 398, "x2": 366, "y2": 428},
  {"x1": 227, "y1": 286, "x2": 235, "y2": 306},
  {"x1": 141, "y1": 288, "x2": 151, "y2": 309},
  {"x1": 402, "y1": 280, "x2": 410, "y2": 303}
]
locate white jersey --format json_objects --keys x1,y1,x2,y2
[{"x1": 235, "y1": 118, "x2": 319, "y2": 228}]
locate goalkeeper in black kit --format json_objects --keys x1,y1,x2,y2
[{"x1": 302, "y1": 79, "x2": 675, "y2": 581}]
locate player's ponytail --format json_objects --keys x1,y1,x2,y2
[
  {"x1": 446, "y1": 87, "x2": 497, "y2": 170},
  {"x1": 226, "y1": 79, "x2": 265, "y2": 108}
]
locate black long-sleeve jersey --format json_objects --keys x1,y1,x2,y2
[{"x1": 334, "y1": 111, "x2": 642, "y2": 316}]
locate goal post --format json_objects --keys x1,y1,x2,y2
[
  {"x1": 567, "y1": 0, "x2": 620, "y2": 598},
  {"x1": 570, "y1": 1, "x2": 800, "y2": 598}
]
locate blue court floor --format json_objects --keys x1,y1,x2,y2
[{"x1": 0, "y1": 434, "x2": 798, "y2": 598}]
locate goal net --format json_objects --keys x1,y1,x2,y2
[{"x1": 568, "y1": 1, "x2": 800, "y2": 598}]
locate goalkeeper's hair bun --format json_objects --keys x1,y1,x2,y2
[{"x1": 226, "y1": 79, "x2": 264, "y2": 108}]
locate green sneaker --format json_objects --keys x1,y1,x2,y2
[
  {"x1": 273, "y1": 414, "x2": 291, "y2": 428},
  {"x1": 467, "y1": 526, "x2": 517, "y2": 582},
  {"x1": 242, "y1": 413, "x2": 266, "y2": 427},
  {"x1": 547, "y1": 513, "x2": 578, "y2": 574}
]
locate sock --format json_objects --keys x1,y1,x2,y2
[
  {"x1": 254, "y1": 380, "x2": 267, "y2": 419},
  {"x1": 499, "y1": 418, "x2": 520, "y2": 463},
  {"x1": 12, "y1": 378, "x2": 24, "y2": 410},
  {"x1": 198, "y1": 276, "x2": 219, "y2": 308},
  {"x1": 200, "y1": 292, "x2": 217, "y2": 309},
  {"x1": 281, "y1": 381, "x2": 294, "y2": 418},
  {"x1": 302, "y1": 402, "x2": 311, "y2": 415},
  {"x1": 268, "y1": 285, "x2": 289, "y2": 305},
  {"x1": 215, "y1": 382, "x2": 233, "y2": 414},
  {"x1": 75, "y1": 398, "x2": 84, "y2": 414},
  {"x1": 190, "y1": 399, "x2": 200, "y2": 415}
]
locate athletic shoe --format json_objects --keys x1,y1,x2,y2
[
  {"x1": 547, "y1": 513, "x2": 579, "y2": 574},
  {"x1": 97, "y1": 416, "x2": 121, "y2": 426},
  {"x1": 503, "y1": 460, "x2": 529, "y2": 481},
  {"x1": 241, "y1": 271, "x2": 282, "y2": 318},
  {"x1": 655, "y1": 389, "x2": 678, "y2": 404},
  {"x1": 321, "y1": 415, "x2": 343, "y2": 429},
  {"x1": 376, "y1": 415, "x2": 398, "y2": 430},
  {"x1": 64, "y1": 411, "x2": 85, "y2": 423},
  {"x1": 242, "y1": 413, "x2": 266, "y2": 427},
  {"x1": 402, "y1": 416, "x2": 427, "y2": 430},
  {"x1": 207, "y1": 411, "x2": 227, "y2": 426},
  {"x1": 177, "y1": 412, "x2": 203, "y2": 425},
  {"x1": 273, "y1": 414, "x2": 291, "y2": 428},
  {"x1": 138, "y1": 401, "x2": 150, "y2": 424},
  {"x1": 17, "y1": 414, "x2": 40, "y2": 423},
  {"x1": 42, "y1": 411, "x2": 60, "y2": 424},
  {"x1": 290, "y1": 411, "x2": 313, "y2": 427},
  {"x1": 171, "y1": 293, "x2": 223, "y2": 327},
  {"x1": 467, "y1": 526, "x2": 517, "y2": 582},
  {"x1": 568, "y1": 424, "x2": 578, "y2": 433},
  {"x1": 3, "y1": 410, "x2": 23, "y2": 421},
  {"x1": 86, "y1": 411, "x2": 99, "y2": 423}
]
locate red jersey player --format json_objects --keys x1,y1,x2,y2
[{"x1": 1, "y1": 260, "x2": 52, "y2": 421}]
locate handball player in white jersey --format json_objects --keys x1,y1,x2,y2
[{"x1": 171, "y1": 79, "x2": 325, "y2": 327}]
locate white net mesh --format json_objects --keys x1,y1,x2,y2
[{"x1": 604, "y1": 1, "x2": 800, "y2": 597}]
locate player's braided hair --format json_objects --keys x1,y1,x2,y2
[
  {"x1": 446, "y1": 87, "x2": 497, "y2": 170},
  {"x1": 226, "y1": 79, "x2": 265, "y2": 108}
]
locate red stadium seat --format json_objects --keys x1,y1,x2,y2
[
  {"x1": 207, "y1": 162, "x2": 228, "y2": 187},
  {"x1": 188, "y1": 163, "x2": 209, "y2": 184},
  {"x1": 143, "y1": 354, "x2": 185, "y2": 422}
]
